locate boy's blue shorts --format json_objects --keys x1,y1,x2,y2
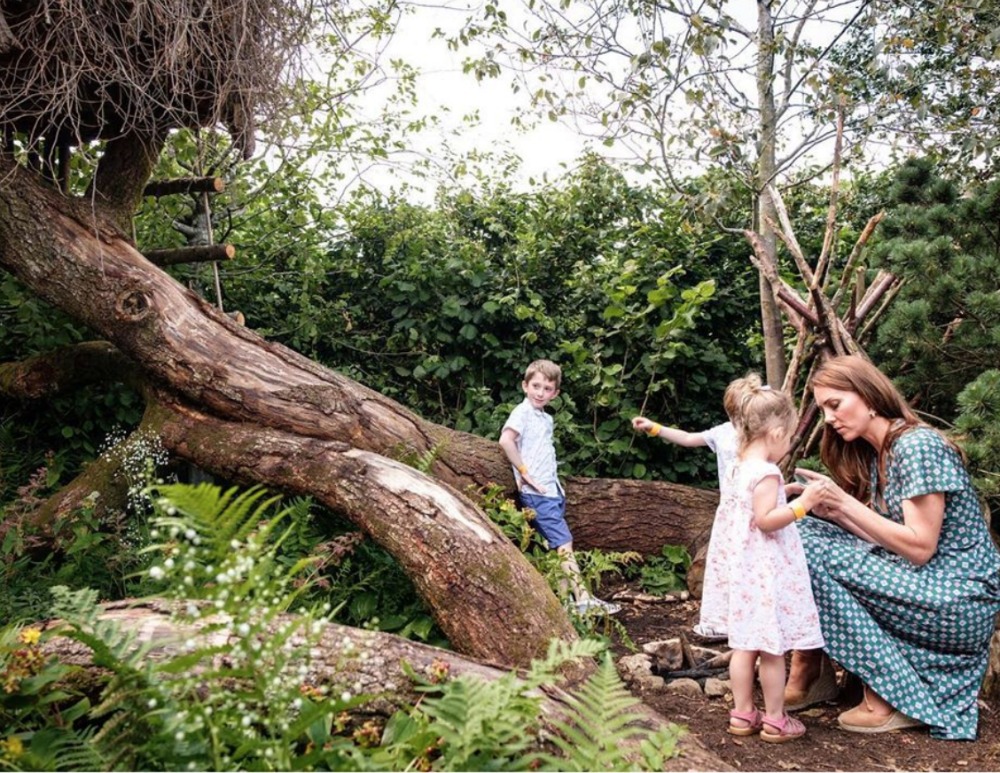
[{"x1": 520, "y1": 492, "x2": 572, "y2": 550}]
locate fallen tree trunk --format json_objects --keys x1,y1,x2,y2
[
  {"x1": 0, "y1": 155, "x2": 717, "y2": 669},
  {"x1": 148, "y1": 392, "x2": 577, "y2": 666},
  {"x1": 40, "y1": 599, "x2": 730, "y2": 771},
  {"x1": 1, "y1": 340, "x2": 719, "y2": 559},
  {"x1": 565, "y1": 476, "x2": 717, "y2": 557}
]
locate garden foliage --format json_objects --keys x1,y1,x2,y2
[{"x1": 0, "y1": 482, "x2": 682, "y2": 771}]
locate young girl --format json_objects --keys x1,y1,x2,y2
[
  {"x1": 633, "y1": 379, "x2": 742, "y2": 641},
  {"x1": 699, "y1": 374, "x2": 824, "y2": 743},
  {"x1": 631, "y1": 377, "x2": 744, "y2": 489}
]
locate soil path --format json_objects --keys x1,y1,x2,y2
[{"x1": 609, "y1": 581, "x2": 1000, "y2": 771}]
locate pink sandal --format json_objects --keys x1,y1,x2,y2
[
  {"x1": 761, "y1": 713, "x2": 806, "y2": 743},
  {"x1": 727, "y1": 707, "x2": 764, "y2": 736}
]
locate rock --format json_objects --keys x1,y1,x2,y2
[
  {"x1": 704, "y1": 677, "x2": 730, "y2": 697},
  {"x1": 636, "y1": 675, "x2": 666, "y2": 691},
  {"x1": 665, "y1": 677, "x2": 702, "y2": 697},
  {"x1": 617, "y1": 653, "x2": 654, "y2": 683},
  {"x1": 642, "y1": 638, "x2": 683, "y2": 671}
]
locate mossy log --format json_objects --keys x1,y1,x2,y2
[{"x1": 39, "y1": 599, "x2": 731, "y2": 771}]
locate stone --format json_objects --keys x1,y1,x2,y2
[
  {"x1": 704, "y1": 677, "x2": 730, "y2": 697},
  {"x1": 636, "y1": 675, "x2": 666, "y2": 691},
  {"x1": 617, "y1": 653, "x2": 654, "y2": 684},
  {"x1": 642, "y1": 638, "x2": 683, "y2": 672},
  {"x1": 665, "y1": 677, "x2": 702, "y2": 697}
]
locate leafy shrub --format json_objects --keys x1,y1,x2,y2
[
  {"x1": 0, "y1": 482, "x2": 683, "y2": 771},
  {"x1": 475, "y1": 482, "x2": 640, "y2": 640},
  {"x1": 627, "y1": 545, "x2": 691, "y2": 597}
]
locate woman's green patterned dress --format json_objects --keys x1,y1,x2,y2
[{"x1": 799, "y1": 427, "x2": 1000, "y2": 739}]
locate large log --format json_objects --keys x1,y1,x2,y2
[
  {"x1": 0, "y1": 341, "x2": 719, "y2": 560},
  {"x1": 565, "y1": 476, "x2": 717, "y2": 557},
  {"x1": 0, "y1": 341, "x2": 129, "y2": 398},
  {"x1": 41, "y1": 599, "x2": 730, "y2": 771},
  {"x1": 149, "y1": 392, "x2": 577, "y2": 666}
]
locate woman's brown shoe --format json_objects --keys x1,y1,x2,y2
[
  {"x1": 784, "y1": 656, "x2": 839, "y2": 711},
  {"x1": 838, "y1": 707, "x2": 923, "y2": 734},
  {"x1": 836, "y1": 686, "x2": 923, "y2": 734}
]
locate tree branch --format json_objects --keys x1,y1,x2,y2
[{"x1": 0, "y1": 341, "x2": 133, "y2": 398}]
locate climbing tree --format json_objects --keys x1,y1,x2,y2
[{"x1": 0, "y1": 0, "x2": 726, "y2": 721}]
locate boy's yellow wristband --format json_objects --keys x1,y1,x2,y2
[
  {"x1": 790, "y1": 501, "x2": 807, "y2": 521},
  {"x1": 517, "y1": 464, "x2": 528, "y2": 474},
  {"x1": 647, "y1": 423, "x2": 662, "y2": 437}
]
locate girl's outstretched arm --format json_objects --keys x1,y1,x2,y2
[{"x1": 631, "y1": 416, "x2": 709, "y2": 448}]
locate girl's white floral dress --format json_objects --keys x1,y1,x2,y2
[{"x1": 698, "y1": 457, "x2": 825, "y2": 655}]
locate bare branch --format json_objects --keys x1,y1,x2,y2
[
  {"x1": 814, "y1": 98, "x2": 845, "y2": 289},
  {"x1": 0, "y1": 341, "x2": 133, "y2": 398},
  {"x1": 830, "y1": 211, "x2": 887, "y2": 312},
  {"x1": 764, "y1": 186, "x2": 815, "y2": 285}
]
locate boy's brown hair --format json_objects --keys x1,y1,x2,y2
[{"x1": 524, "y1": 359, "x2": 562, "y2": 388}]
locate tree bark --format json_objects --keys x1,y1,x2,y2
[
  {"x1": 0, "y1": 341, "x2": 131, "y2": 398},
  {"x1": 40, "y1": 600, "x2": 731, "y2": 771},
  {"x1": 87, "y1": 132, "x2": 167, "y2": 230},
  {"x1": 565, "y1": 476, "x2": 717, "y2": 557},
  {"x1": 0, "y1": 340, "x2": 718, "y2": 559},
  {"x1": 147, "y1": 392, "x2": 577, "y2": 666},
  {"x1": 755, "y1": 0, "x2": 787, "y2": 388}
]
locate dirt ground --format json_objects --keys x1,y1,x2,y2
[{"x1": 606, "y1": 579, "x2": 1000, "y2": 772}]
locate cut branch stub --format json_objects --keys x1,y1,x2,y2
[
  {"x1": 144, "y1": 177, "x2": 226, "y2": 197},
  {"x1": 144, "y1": 244, "x2": 236, "y2": 266}
]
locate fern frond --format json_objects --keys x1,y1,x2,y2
[
  {"x1": 523, "y1": 637, "x2": 605, "y2": 685},
  {"x1": 418, "y1": 675, "x2": 540, "y2": 769},
  {"x1": 392, "y1": 441, "x2": 446, "y2": 473},
  {"x1": 151, "y1": 483, "x2": 283, "y2": 557},
  {"x1": 16, "y1": 726, "x2": 107, "y2": 772},
  {"x1": 532, "y1": 652, "x2": 677, "y2": 771}
]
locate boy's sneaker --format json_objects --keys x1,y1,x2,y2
[{"x1": 575, "y1": 596, "x2": 622, "y2": 616}]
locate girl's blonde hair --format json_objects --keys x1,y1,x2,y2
[
  {"x1": 811, "y1": 355, "x2": 946, "y2": 503},
  {"x1": 728, "y1": 373, "x2": 796, "y2": 452}
]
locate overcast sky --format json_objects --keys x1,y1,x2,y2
[{"x1": 339, "y1": 0, "x2": 599, "y2": 198}]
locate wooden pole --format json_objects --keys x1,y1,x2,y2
[
  {"x1": 143, "y1": 243, "x2": 235, "y2": 266},
  {"x1": 144, "y1": 177, "x2": 226, "y2": 197}
]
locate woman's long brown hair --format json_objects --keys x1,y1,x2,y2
[{"x1": 811, "y1": 356, "x2": 924, "y2": 504}]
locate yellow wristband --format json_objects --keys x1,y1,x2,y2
[
  {"x1": 790, "y1": 501, "x2": 807, "y2": 521},
  {"x1": 647, "y1": 423, "x2": 662, "y2": 437},
  {"x1": 517, "y1": 464, "x2": 528, "y2": 474}
]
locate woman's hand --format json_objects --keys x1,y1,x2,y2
[{"x1": 791, "y1": 468, "x2": 842, "y2": 522}]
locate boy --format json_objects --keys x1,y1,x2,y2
[{"x1": 499, "y1": 359, "x2": 621, "y2": 616}]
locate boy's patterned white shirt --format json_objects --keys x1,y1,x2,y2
[{"x1": 502, "y1": 398, "x2": 563, "y2": 498}]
